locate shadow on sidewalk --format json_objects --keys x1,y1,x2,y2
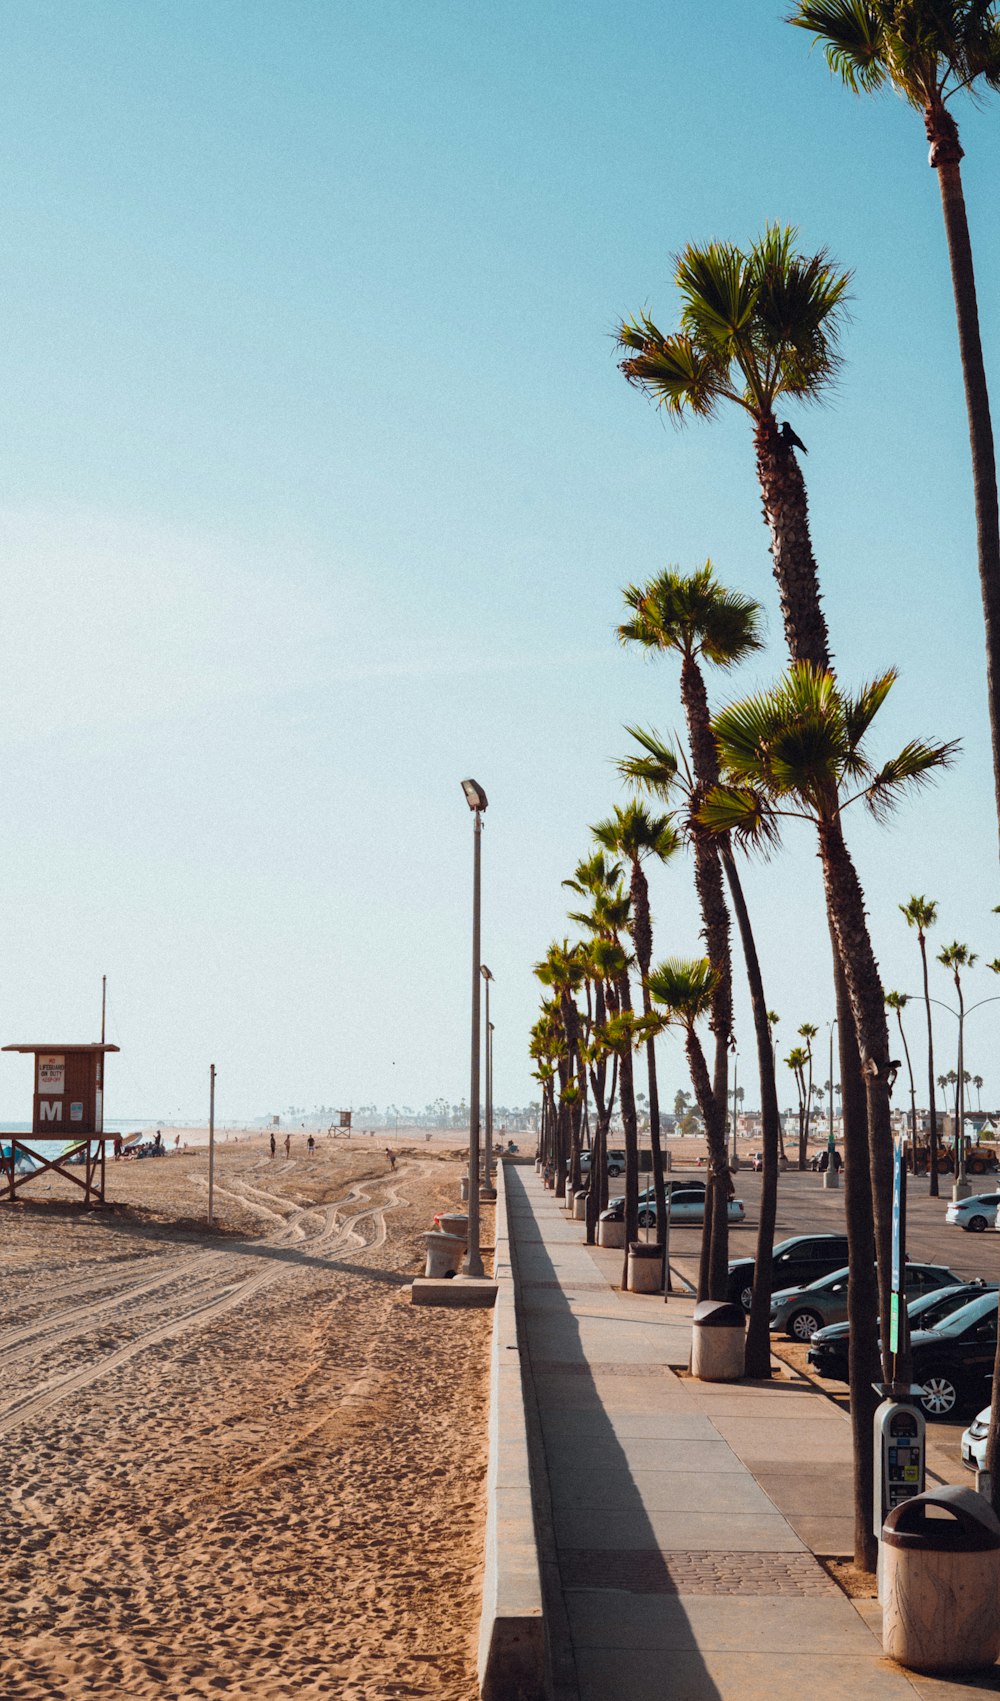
[{"x1": 505, "y1": 1167, "x2": 723, "y2": 1701}]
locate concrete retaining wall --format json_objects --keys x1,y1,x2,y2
[{"x1": 477, "y1": 1159, "x2": 545, "y2": 1700}]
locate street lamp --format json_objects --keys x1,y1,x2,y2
[
  {"x1": 462, "y1": 778, "x2": 487, "y2": 1277},
  {"x1": 481, "y1": 965, "x2": 496, "y2": 1199},
  {"x1": 823, "y1": 1018, "x2": 839, "y2": 1190},
  {"x1": 905, "y1": 993, "x2": 1000, "y2": 1199}
]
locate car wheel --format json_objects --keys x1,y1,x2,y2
[
  {"x1": 788, "y1": 1309, "x2": 823, "y2": 1341},
  {"x1": 637, "y1": 1208, "x2": 655, "y2": 1228},
  {"x1": 918, "y1": 1370, "x2": 961, "y2": 1420},
  {"x1": 608, "y1": 1164, "x2": 621, "y2": 1177},
  {"x1": 740, "y1": 1283, "x2": 754, "y2": 1312},
  {"x1": 967, "y1": 1215, "x2": 988, "y2": 1233}
]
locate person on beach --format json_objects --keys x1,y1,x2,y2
[
  {"x1": 307, "y1": 1134, "x2": 315, "y2": 1157},
  {"x1": 113, "y1": 1134, "x2": 122, "y2": 1161},
  {"x1": 269, "y1": 1132, "x2": 276, "y2": 1158},
  {"x1": 284, "y1": 1132, "x2": 291, "y2": 1158},
  {"x1": 385, "y1": 1147, "x2": 396, "y2": 1171}
]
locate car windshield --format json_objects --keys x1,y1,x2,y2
[
  {"x1": 933, "y1": 1291, "x2": 998, "y2": 1334},
  {"x1": 909, "y1": 1285, "x2": 972, "y2": 1324},
  {"x1": 806, "y1": 1265, "x2": 849, "y2": 1292}
]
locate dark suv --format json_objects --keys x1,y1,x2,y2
[{"x1": 727, "y1": 1233, "x2": 850, "y2": 1312}]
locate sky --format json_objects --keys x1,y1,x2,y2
[{"x1": 0, "y1": 0, "x2": 997, "y2": 1123}]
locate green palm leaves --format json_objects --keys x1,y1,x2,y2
[
  {"x1": 619, "y1": 562, "x2": 765, "y2": 669},
  {"x1": 789, "y1": 1, "x2": 1000, "y2": 105},
  {"x1": 703, "y1": 663, "x2": 956, "y2": 838},
  {"x1": 591, "y1": 801, "x2": 680, "y2": 869},
  {"x1": 647, "y1": 958, "x2": 720, "y2": 1027},
  {"x1": 617, "y1": 226, "x2": 850, "y2": 425}
]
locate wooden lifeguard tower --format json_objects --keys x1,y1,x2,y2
[{"x1": 0, "y1": 1042, "x2": 119, "y2": 1206}]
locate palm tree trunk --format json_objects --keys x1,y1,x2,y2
[
  {"x1": 837, "y1": 969, "x2": 880, "y2": 1572},
  {"x1": 683, "y1": 1023, "x2": 729, "y2": 1300},
  {"x1": 753, "y1": 412, "x2": 831, "y2": 670},
  {"x1": 632, "y1": 858, "x2": 667, "y2": 1278},
  {"x1": 722, "y1": 846, "x2": 779, "y2": 1380},
  {"x1": 818, "y1": 820, "x2": 895, "y2": 1382},
  {"x1": 918, "y1": 933, "x2": 940, "y2": 1197},
  {"x1": 616, "y1": 972, "x2": 640, "y2": 1289},
  {"x1": 804, "y1": 1042, "x2": 814, "y2": 1167},
  {"x1": 929, "y1": 120, "x2": 1000, "y2": 848}
]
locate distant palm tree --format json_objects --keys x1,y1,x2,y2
[
  {"x1": 900, "y1": 896, "x2": 942, "y2": 1194},
  {"x1": 786, "y1": 1047, "x2": 809, "y2": 1165},
  {"x1": 534, "y1": 941, "x2": 587, "y2": 1195},
  {"x1": 975, "y1": 1074, "x2": 984, "y2": 1112},
  {"x1": 938, "y1": 941, "x2": 978, "y2": 1181},
  {"x1": 799, "y1": 1023, "x2": 818, "y2": 1168},
  {"x1": 790, "y1": 0, "x2": 1000, "y2": 840}
]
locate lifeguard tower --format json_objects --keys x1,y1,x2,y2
[{"x1": 0, "y1": 1042, "x2": 119, "y2": 1206}]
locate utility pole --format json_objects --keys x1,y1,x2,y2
[
  {"x1": 100, "y1": 975, "x2": 107, "y2": 1044},
  {"x1": 208, "y1": 1064, "x2": 216, "y2": 1227}
]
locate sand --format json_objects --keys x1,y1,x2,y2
[{"x1": 1, "y1": 1137, "x2": 492, "y2": 1700}]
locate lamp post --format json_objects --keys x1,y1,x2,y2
[
  {"x1": 461, "y1": 779, "x2": 487, "y2": 1277},
  {"x1": 481, "y1": 965, "x2": 496, "y2": 1199},
  {"x1": 730, "y1": 1051, "x2": 739, "y2": 1169}
]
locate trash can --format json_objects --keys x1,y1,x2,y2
[
  {"x1": 435, "y1": 1212, "x2": 468, "y2": 1245},
  {"x1": 572, "y1": 1189, "x2": 588, "y2": 1221},
  {"x1": 564, "y1": 1179, "x2": 575, "y2": 1207},
  {"x1": 691, "y1": 1298, "x2": 746, "y2": 1381},
  {"x1": 627, "y1": 1241, "x2": 663, "y2": 1293},
  {"x1": 460, "y1": 1175, "x2": 470, "y2": 1201},
  {"x1": 662, "y1": 1149, "x2": 672, "y2": 1172},
  {"x1": 422, "y1": 1231, "x2": 465, "y2": 1278},
  {"x1": 882, "y1": 1486, "x2": 1000, "y2": 1674},
  {"x1": 597, "y1": 1209, "x2": 625, "y2": 1249}
]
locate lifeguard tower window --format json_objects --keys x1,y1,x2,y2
[{"x1": 1, "y1": 1042, "x2": 119, "y2": 1207}]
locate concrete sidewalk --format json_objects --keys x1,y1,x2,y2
[{"x1": 506, "y1": 1166, "x2": 1000, "y2": 1701}]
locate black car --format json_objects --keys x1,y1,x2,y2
[
  {"x1": 807, "y1": 1281, "x2": 998, "y2": 1382},
  {"x1": 727, "y1": 1233, "x2": 850, "y2": 1312},
  {"x1": 909, "y1": 1290, "x2": 999, "y2": 1420}
]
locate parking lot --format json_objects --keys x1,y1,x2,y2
[{"x1": 660, "y1": 1165, "x2": 1000, "y2": 1482}]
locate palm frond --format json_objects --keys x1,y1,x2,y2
[
  {"x1": 699, "y1": 782, "x2": 783, "y2": 852},
  {"x1": 788, "y1": 0, "x2": 888, "y2": 92},
  {"x1": 863, "y1": 738, "x2": 959, "y2": 822},
  {"x1": 647, "y1": 955, "x2": 720, "y2": 1024},
  {"x1": 616, "y1": 322, "x2": 728, "y2": 420}
]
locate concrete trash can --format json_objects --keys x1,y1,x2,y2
[
  {"x1": 691, "y1": 1298, "x2": 746, "y2": 1381},
  {"x1": 597, "y1": 1211, "x2": 626, "y2": 1249},
  {"x1": 422, "y1": 1231, "x2": 465, "y2": 1278},
  {"x1": 628, "y1": 1241, "x2": 663, "y2": 1294},
  {"x1": 564, "y1": 1179, "x2": 575, "y2": 1207},
  {"x1": 662, "y1": 1149, "x2": 672, "y2": 1171},
  {"x1": 460, "y1": 1175, "x2": 470, "y2": 1201},
  {"x1": 435, "y1": 1212, "x2": 468, "y2": 1245},
  {"x1": 882, "y1": 1486, "x2": 1000, "y2": 1674},
  {"x1": 573, "y1": 1189, "x2": 588, "y2": 1220}
]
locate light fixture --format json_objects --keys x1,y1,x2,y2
[{"x1": 461, "y1": 778, "x2": 488, "y2": 812}]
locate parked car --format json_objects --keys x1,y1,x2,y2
[
  {"x1": 579, "y1": 1149, "x2": 627, "y2": 1177},
  {"x1": 750, "y1": 1151, "x2": 764, "y2": 1172},
  {"x1": 601, "y1": 1188, "x2": 741, "y2": 1226},
  {"x1": 771, "y1": 1261, "x2": 961, "y2": 1342},
  {"x1": 609, "y1": 1178, "x2": 707, "y2": 1209},
  {"x1": 727, "y1": 1234, "x2": 850, "y2": 1313},
  {"x1": 908, "y1": 1289, "x2": 999, "y2": 1419},
  {"x1": 807, "y1": 1281, "x2": 998, "y2": 1383},
  {"x1": 962, "y1": 1406, "x2": 991, "y2": 1472},
  {"x1": 945, "y1": 1192, "x2": 1000, "y2": 1233}
]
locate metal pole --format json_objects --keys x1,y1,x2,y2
[
  {"x1": 488, "y1": 1020, "x2": 495, "y2": 1182},
  {"x1": 100, "y1": 975, "x2": 106, "y2": 1045},
  {"x1": 484, "y1": 972, "x2": 491, "y2": 1181},
  {"x1": 466, "y1": 810, "x2": 484, "y2": 1277},
  {"x1": 955, "y1": 998, "x2": 968, "y2": 1199},
  {"x1": 208, "y1": 1064, "x2": 216, "y2": 1227},
  {"x1": 730, "y1": 1054, "x2": 738, "y2": 1166}
]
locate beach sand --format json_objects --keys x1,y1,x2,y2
[{"x1": 1, "y1": 1137, "x2": 492, "y2": 1700}]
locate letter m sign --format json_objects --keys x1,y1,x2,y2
[{"x1": 40, "y1": 1100, "x2": 63, "y2": 1122}]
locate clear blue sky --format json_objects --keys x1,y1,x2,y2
[{"x1": 0, "y1": 0, "x2": 997, "y2": 1122}]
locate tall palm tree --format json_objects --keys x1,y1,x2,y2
[
  {"x1": 705, "y1": 662, "x2": 955, "y2": 1567},
  {"x1": 534, "y1": 942, "x2": 587, "y2": 1195},
  {"x1": 799, "y1": 1023, "x2": 818, "y2": 1167},
  {"x1": 618, "y1": 564, "x2": 774, "y2": 1303},
  {"x1": 564, "y1": 851, "x2": 624, "y2": 1239},
  {"x1": 886, "y1": 991, "x2": 919, "y2": 1150},
  {"x1": 790, "y1": 0, "x2": 1000, "y2": 838},
  {"x1": 900, "y1": 895, "x2": 942, "y2": 1193},
  {"x1": 616, "y1": 235, "x2": 872, "y2": 1419},
  {"x1": 592, "y1": 801, "x2": 681, "y2": 1266},
  {"x1": 975, "y1": 1073, "x2": 985, "y2": 1112}
]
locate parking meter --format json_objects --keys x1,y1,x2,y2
[{"x1": 874, "y1": 1398, "x2": 926, "y2": 1540}]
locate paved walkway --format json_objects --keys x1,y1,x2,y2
[{"x1": 506, "y1": 1165, "x2": 1000, "y2": 1701}]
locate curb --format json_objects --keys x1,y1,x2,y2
[{"x1": 477, "y1": 1160, "x2": 545, "y2": 1701}]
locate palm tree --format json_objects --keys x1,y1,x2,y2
[
  {"x1": 799, "y1": 1023, "x2": 818, "y2": 1167},
  {"x1": 938, "y1": 941, "x2": 977, "y2": 1181},
  {"x1": 592, "y1": 800, "x2": 681, "y2": 1268},
  {"x1": 648, "y1": 956, "x2": 730, "y2": 1297},
  {"x1": 787, "y1": 1046, "x2": 809, "y2": 1164},
  {"x1": 705, "y1": 662, "x2": 955, "y2": 1569},
  {"x1": 789, "y1": 1, "x2": 1000, "y2": 838},
  {"x1": 975, "y1": 1074, "x2": 984, "y2": 1112},
  {"x1": 617, "y1": 563, "x2": 776, "y2": 1313},
  {"x1": 617, "y1": 233, "x2": 871, "y2": 1415},
  {"x1": 564, "y1": 851, "x2": 624, "y2": 1239},
  {"x1": 886, "y1": 991, "x2": 919, "y2": 1149},
  {"x1": 900, "y1": 896, "x2": 942, "y2": 1193},
  {"x1": 534, "y1": 941, "x2": 587, "y2": 1196}
]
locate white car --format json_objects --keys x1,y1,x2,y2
[
  {"x1": 962, "y1": 1406, "x2": 990, "y2": 1472},
  {"x1": 946, "y1": 1192, "x2": 1000, "y2": 1233}
]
